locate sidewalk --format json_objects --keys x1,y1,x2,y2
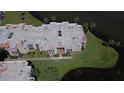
[{"x1": 5, "y1": 56, "x2": 72, "y2": 61}]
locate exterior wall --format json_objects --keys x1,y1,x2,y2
[{"x1": 0, "y1": 22, "x2": 86, "y2": 56}]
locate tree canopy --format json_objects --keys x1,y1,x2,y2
[{"x1": 0, "y1": 48, "x2": 9, "y2": 61}]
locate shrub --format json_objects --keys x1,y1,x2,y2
[
  {"x1": 53, "y1": 53, "x2": 60, "y2": 57},
  {"x1": 63, "y1": 52, "x2": 72, "y2": 57},
  {"x1": 9, "y1": 55, "x2": 18, "y2": 59}
]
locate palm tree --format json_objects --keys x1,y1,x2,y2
[
  {"x1": 0, "y1": 11, "x2": 4, "y2": 20},
  {"x1": 108, "y1": 39, "x2": 115, "y2": 47},
  {"x1": 43, "y1": 18, "x2": 49, "y2": 23},
  {"x1": 83, "y1": 22, "x2": 89, "y2": 33},
  {"x1": 21, "y1": 12, "x2": 25, "y2": 16},
  {"x1": 90, "y1": 22, "x2": 96, "y2": 31},
  {"x1": 115, "y1": 41, "x2": 120, "y2": 47},
  {"x1": 0, "y1": 48, "x2": 9, "y2": 61},
  {"x1": 33, "y1": 66, "x2": 40, "y2": 77},
  {"x1": 51, "y1": 16, "x2": 56, "y2": 22},
  {"x1": 21, "y1": 17, "x2": 25, "y2": 20},
  {"x1": 74, "y1": 17, "x2": 80, "y2": 23}
]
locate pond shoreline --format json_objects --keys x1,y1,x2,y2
[{"x1": 61, "y1": 33, "x2": 124, "y2": 81}]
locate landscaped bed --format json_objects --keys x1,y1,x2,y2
[{"x1": 23, "y1": 51, "x2": 50, "y2": 58}]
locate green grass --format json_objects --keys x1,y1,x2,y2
[
  {"x1": 0, "y1": 11, "x2": 42, "y2": 26},
  {"x1": 32, "y1": 32, "x2": 119, "y2": 81}
]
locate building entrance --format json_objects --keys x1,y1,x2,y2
[{"x1": 57, "y1": 47, "x2": 65, "y2": 56}]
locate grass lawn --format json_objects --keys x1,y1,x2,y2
[
  {"x1": 0, "y1": 11, "x2": 42, "y2": 26},
  {"x1": 32, "y1": 32, "x2": 119, "y2": 81}
]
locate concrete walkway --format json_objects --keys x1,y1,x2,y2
[{"x1": 5, "y1": 57, "x2": 72, "y2": 61}]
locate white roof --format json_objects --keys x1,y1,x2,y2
[
  {"x1": 0, "y1": 61, "x2": 35, "y2": 81},
  {"x1": 0, "y1": 22, "x2": 86, "y2": 52}
]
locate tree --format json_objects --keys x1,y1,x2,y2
[
  {"x1": 21, "y1": 17, "x2": 25, "y2": 20},
  {"x1": 115, "y1": 41, "x2": 120, "y2": 47},
  {"x1": 74, "y1": 17, "x2": 80, "y2": 23},
  {"x1": 21, "y1": 12, "x2": 25, "y2": 16},
  {"x1": 108, "y1": 39, "x2": 115, "y2": 47},
  {"x1": 51, "y1": 16, "x2": 56, "y2": 22},
  {"x1": 33, "y1": 66, "x2": 40, "y2": 77},
  {"x1": 90, "y1": 22, "x2": 96, "y2": 32},
  {"x1": 43, "y1": 18, "x2": 49, "y2": 23},
  {"x1": 1, "y1": 15, "x2": 4, "y2": 19},
  {"x1": 83, "y1": 22, "x2": 89, "y2": 33},
  {"x1": 0, "y1": 48, "x2": 9, "y2": 61},
  {"x1": 0, "y1": 11, "x2": 4, "y2": 20}
]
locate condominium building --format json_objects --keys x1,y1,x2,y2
[{"x1": 0, "y1": 22, "x2": 86, "y2": 56}]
